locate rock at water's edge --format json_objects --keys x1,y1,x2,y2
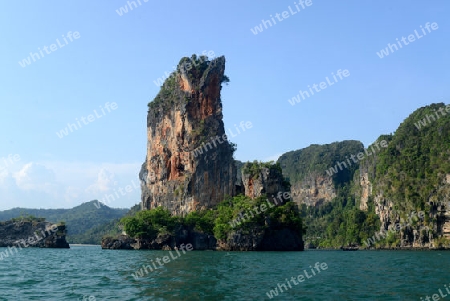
[{"x1": 0, "y1": 220, "x2": 69, "y2": 248}]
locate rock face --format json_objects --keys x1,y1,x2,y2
[
  {"x1": 290, "y1": 174, "x2": 336, "y2": 207},
  {"x1": 353, "y1": 124, "x2": 450, "y2": 248},
  {"x1": 357, "y1": 175, "x2": 450, "y2": 248},
  {"x1": 104, "y1": 159, "x2": 303, "y2": 251},
  {"x1": 277, "y1": 140, "x2": 364, "y2": 208},
  {"x1": 102, "y1": 228, "x2": 217, "y2": 251},
  {"x1": 102, "y1": 227, "x2": 303, "y2": 251},
  {"x1": 123, "y1": 55, "x2": 305, "y2": 252},
  {"x1": 0, "y1": 220, "x2": 69, "y2": 248},
  {"x1": 240, "y1": 162, "x2": 288, "y2": 199},
  {"x1": 423, "y1": 175, "x2": 450, "y2": 242},
  {"x1": 358, "y1": 172, "x2": 372, "y2": 211},
  {"x1": 101, "y1": 235, "x2": 135, "y2": 250},
  {"x1": 217, "y1": 228, "x2": 304, "y2": 251},
  {"x1": 140, "y1": 55, "x2": 236, "y2": 216}
]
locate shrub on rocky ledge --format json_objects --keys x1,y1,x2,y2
[{"x1": 120, "y1": 195, "x2": 305, "y2": 245}]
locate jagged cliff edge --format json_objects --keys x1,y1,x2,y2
[{"x1": 139, "y1": 55, "x2": 235, "y2": 216}]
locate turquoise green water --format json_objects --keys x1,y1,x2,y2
[{"x1": 0, "y1": 246, "x2": 448, "y2": 300}]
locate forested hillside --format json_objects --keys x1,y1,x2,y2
[
  {"x1": 278, "y1": 103, "x2": 450, "y2": 249},
  {"x1": 277, "y1": 141, "x2": 379, "y2": 247},
  {"x1": 278, "y1": 140, "x2": 364, "y2": 186},
  {"x1": 0, "y1": 201, "x2": 134, "y2": 244}
]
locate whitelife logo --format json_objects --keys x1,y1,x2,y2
[
  {"x1": 19, "y1": 31, "x2": 81, "y2": 68},
  {"x1": 228, "y1": 192, "x2": 291, "y2": 228},
  {"x1": 414, "y1": 104, "x2": 450, "y2": 130},
  {"x1": 0, "y1": 224, "x2": 59, "y2": 261},
  {"x1": 250, "y1": 0, "x2": 313, "y2": 35},
  {"x1": 325, "y1": 140, "x2": 388, "y2": 176},
  {"x1": 115, "y1": 0, "x2": 149, "y2": 16},
  {"x1": 153, "y1": 50, "x2": 216, "y2": 87},
  {"x1": 131, "y1": 243, "x2": 194, "y2": 280},
  {"x1": 56, "y1": 102, "x2": 118, "y2": 139},
  {"x1": 93, "y1": 178, "x2": 141, "y2": 209},
  {"x1": 288, "y1": 69, "x2": 350, "y2": 106},
  {"x1": 266, "y1": 262, "x2": 328, "y2": 299},
  {"x1": 0, "y1": 154, "x2": 20, "y2": 171},
  {"x1": 192, "y1": 121, "x2": 252, "y2": 157},
  {"x1": 376, "y1": 22, "x2": 439, "y2": 59}
]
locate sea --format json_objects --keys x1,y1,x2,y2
[{"x1": 0, "y1": 246, "x2": 448, "y2": 300}]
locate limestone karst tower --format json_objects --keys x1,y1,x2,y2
[{"x1": 139, "y1": 55, "x2": 236, "y2": 215}]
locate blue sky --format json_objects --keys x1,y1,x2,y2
[{"x1": 0, "y1": 1, "x2": 448, "y2": 210}]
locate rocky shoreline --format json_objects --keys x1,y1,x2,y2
[
  {"x1": 0, "y1": 219, "x2": 69, "y2": 248},
  {"x1": 102, "y1": 227, "x2": 303, "y2": 251}
]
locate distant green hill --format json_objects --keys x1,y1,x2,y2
[
  {"x1": 72, "y1": 203, "x2": 141, "y2": 244},
  {"x1": 0, "y1": 201, "x2": 134, "y2": 244}
]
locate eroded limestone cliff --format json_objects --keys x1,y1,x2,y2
[
  {"x1": 116, "y1": 55, "x2": 307, "y2": 252},
  {"x1": 290, "y1": 174, "x2": 336, "y2": 208},
  {"x1": 277, "y1": 141, "x2": 364, "y2": 208},
  {"x1": 353, "y1": 104, "x2": 450, "y2": 249},
  {"x1": 240, "y1": 162, "x2": 289, "y2": 199},
  {"x1": 140, "y1": 55, "x2": 236, "y2": 216},
  {"x1": 355, "y1": 166, "x2": 450, "y2": 248},
  {"x1": 0, "y1": 219, "x2": 69, "y2": 248}
]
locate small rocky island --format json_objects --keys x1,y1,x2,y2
[
  {"x1": 102, "y1": 54, "x2": 304, "y2": 251},
  {"x1": 0, "y1": 217, "x2": 69, "y2": 248}
]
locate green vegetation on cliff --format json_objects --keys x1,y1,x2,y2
[
  {"x1": 276, "y1": 140, "x2": 379, "y2": 247},
  {"x1": 148, "y1": 54, "x2": 230, "y2": 112},
  {"x1": 281, "y1": 103, "x2": 450, "y2": 249},
  {"x1": 213, "y1": 195, "x2": 304, "y2": 240},
  {"x1": 372, "y1": 103, "x2": 450, "y2": 213},
  {"x1": 10, "y1": 214, "x2": 46, "y2": 223},
  {"x1": 120, "y1": 206, "x2": 178, "y2": 239},
  {"x1": 242, "y1": 160, "x2": 281, "y2": 178},
  {"x1": 278, "y1": 140, "x2": 364, "y2": 186},
  {"x1": 120, "y1": 195, "x2": 304, "y2": 241},
  {"x1": 300, "y1": 188, "x2": 380, "y2": 247},
  {"x1": 241, "y1": 160, "x2": 290, "y2": 190},
  {"x1": 148, "y1": 73, "x2": 179, "y2": 112}
]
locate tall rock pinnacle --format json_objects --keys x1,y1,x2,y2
[{"x1": 139, "y1": 55, "x2": 236, "y2": 216}]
